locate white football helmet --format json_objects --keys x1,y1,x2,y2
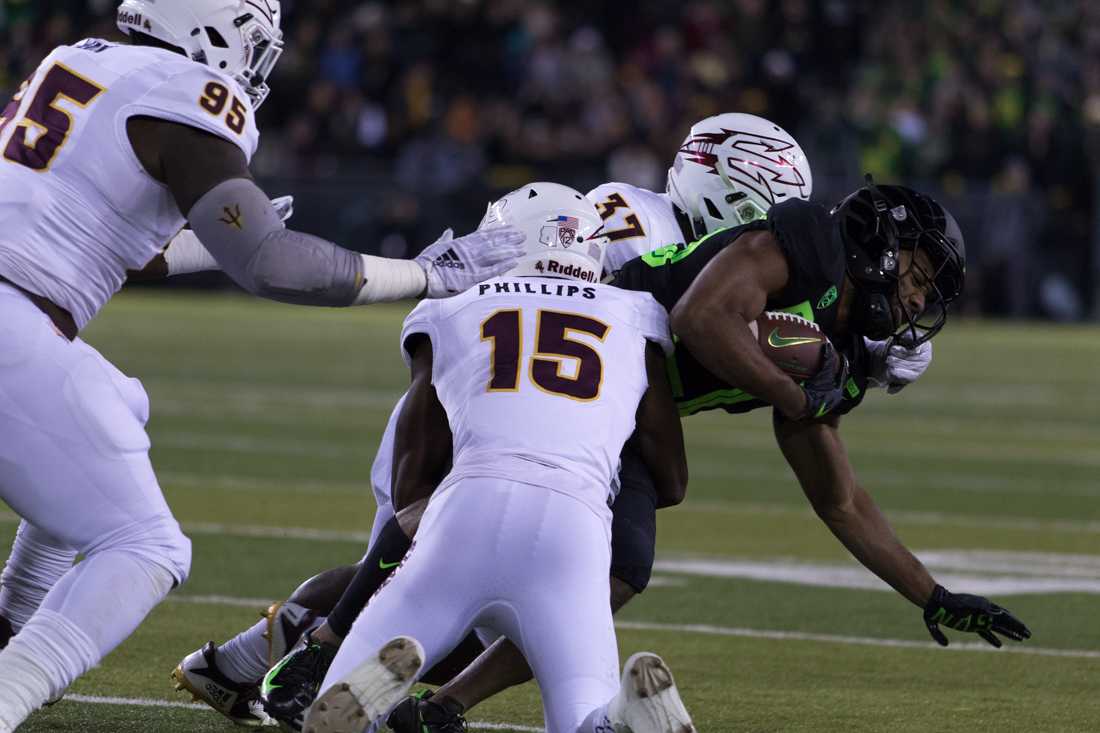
[
  {"x1": 117, "y1": 0, "x2": 283, "y2": 107},
  {"x1": 666, "y1": 113, "x2": 813, "y2": 238},
  {"x1": 479, "y1": 182, "x2": 606, "y2": 284}
]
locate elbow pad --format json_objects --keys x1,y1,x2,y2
[{"x1": 188, "y1": 178, "x2": 362, "y2": 306}]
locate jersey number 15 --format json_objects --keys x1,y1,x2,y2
[{"x1": 481, "y1": 308, "x2": 609, "y2": 401}]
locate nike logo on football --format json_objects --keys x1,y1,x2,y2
[
  {"x1": 379, "y1": 558, "x2": 401, "y2": 570},
  {"x1": 767, "y1": 328, "x2": 822, "y2": 349}
]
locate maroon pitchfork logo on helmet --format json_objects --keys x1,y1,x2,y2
[{"x1": 677, "y1": 128, "x2": 810, "y2": 204}]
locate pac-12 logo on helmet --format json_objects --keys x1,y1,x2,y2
[
  {"x1": 543, "y1": 216, "x2": 579, "y2": 248},
  {"x1": 667, "y1": 113, "x2": 813, "y2": 239}
]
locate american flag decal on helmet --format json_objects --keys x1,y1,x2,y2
[{"x1": 553, "y1": 216, "x2": 579, "y2": 247}]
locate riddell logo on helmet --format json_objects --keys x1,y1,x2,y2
[
  {"x1": 538, "y1": 260, "x2": 596, "y2": 282},
  {"x1": 117, "y1": 10, "x2": 152, "y2": 31}
]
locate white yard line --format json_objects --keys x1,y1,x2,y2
[
  {"x1": 167, "y1": 594, "x2": 273, "y2": 609},
  {"x1": 677, "y1": 501, "x2": 1100, "y2": 535},
  {"x1": 652, "y1": 554, "x2": 1100, "y2": 595},
  {"x1": 1, "y1": 501, "x2": 1098, "y2": 547},
  {"x1": 183, "y1": 520, "x2": 375, "y2": 544},
  {"x1": 62, "y1": 694, "x2": 544, "y2": 731},
  {"x1": 615, "y1": 621, "x2": 1100, "y2": 660},
  {"x1": 1, "y1": 505, "x2": 1098, "y2": 549},
  {"x1": 166, "y1": 593, "x2": 1100, "y2": 659}
]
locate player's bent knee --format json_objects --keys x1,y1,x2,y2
[{"x1": 86, "y1": 516, "x2": 192, "y2": 586}]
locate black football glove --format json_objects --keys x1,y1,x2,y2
[
  {"x1": 798, "y1": 343, "x2": 848, "y2": 420},
  {"x1": 922, "y1": 584, "x2": 1032, "y2": 648}
]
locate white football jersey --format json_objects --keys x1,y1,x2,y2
[
  {"x1": 587, "y1": 182, "x2": 687, "y2": 277},
  {"x1": 0, "y1": 39, "x2": 259, "y2": 330},
  {"x1": 400, "y1": 277, "x2": 672, "y2": 522}
]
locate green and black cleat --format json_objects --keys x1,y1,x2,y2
[
  {"x1": 386, "y1": 690, "x2": 468, "y2": 733},
  {"x1": 260, "y1": 632, "x2": 338, "y2": 732}
]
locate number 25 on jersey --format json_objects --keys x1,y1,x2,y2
[{"x1": 481, "y1": 309, "x2": 610, "y2": 401}]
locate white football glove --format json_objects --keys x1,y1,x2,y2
[
  {"x1": 866, "y1": 338, "x2": 932, "y2": 394},
  {"x1": 271, "y1": 195, "x2": 295, "y2": 223},
  {"x1": 415, "y1": 224, "x2": 526, "y2": 298}
]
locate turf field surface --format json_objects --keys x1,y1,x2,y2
[{"x1": 4, "y1": 290, "x2": 1099, "y2": 732}]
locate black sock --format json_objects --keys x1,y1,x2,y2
[{"x1": 327, "y1": 516, "x2": 412, "y2": 638}]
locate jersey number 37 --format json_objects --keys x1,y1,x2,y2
[{"x1": 481, "y1": 308, "x2": 609, "y2": 402}]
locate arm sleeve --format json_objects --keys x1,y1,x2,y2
[
  {"x1": 188, "y1": 178, "x2": 365, "y2": 306},
  {"x1": 120, "y1": 63, "x2": 259, "y2": 162}
]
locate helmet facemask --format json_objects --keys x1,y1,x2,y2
[
  {"x1": 234, "y1": 11, "x2": 284, "y2": 108},
  {"x1": 839, "y1": 177, "x2": 966, "y2": 347}
]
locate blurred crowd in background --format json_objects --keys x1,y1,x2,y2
[{"x1": 1, "y1": 0, "x2": 1099, "y2": 319}]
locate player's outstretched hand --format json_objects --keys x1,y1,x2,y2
[
  {"x1": 798, "y1": 343, "x2": 848, "y2": 420},
  {"x1": 922, "y1": 584, "x2": 1032, "y2": 648},
  {"x1": 416, "y1": 225, "x2": 526, "y2": 298}
]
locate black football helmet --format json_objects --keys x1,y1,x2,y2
[{"x1": 832, "y1": 176, "x2": 966, "y2": 346}]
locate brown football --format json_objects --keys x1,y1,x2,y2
[{"x1": 750, "y1": 311, "x2": 827, "y2": 381}]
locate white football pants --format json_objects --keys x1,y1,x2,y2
[
  {"x1": 322, "y1": 478, "x2": 620, "y2": 733},
  {"x1": 0, "y1": 284, "x2": 190, "y2": 726}
]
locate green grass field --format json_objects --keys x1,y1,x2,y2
[{"x1": 6, "y1": 290, "x2": 1100, "y2": 732}]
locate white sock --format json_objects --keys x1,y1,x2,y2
[
  {"x1": 217, "y1": 619, "x2": 271, "y2": 684},
  {"x1": 0, "y1": 546, "x2": 176, "y2": 729},
  {"x1": 0, "y1": 523, "x2": 77, "y2": 632},
  {"x1": 0, "y1": 609, "x2": 97, "y2": 729},
  {"x1": 218, "y1": 610, "x2": 328, "y2": 684}
]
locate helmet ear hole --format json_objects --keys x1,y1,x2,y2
[
  {"x1": 205, "y1": 27, "x2": 230, "y2": 49},
  {"x1": 703, "y1": 197, "x2": 723, "y2": 220}
]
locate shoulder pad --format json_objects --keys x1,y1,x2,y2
[{"x1": 121, "y1": 59, "x2": 259, "y2": 161}]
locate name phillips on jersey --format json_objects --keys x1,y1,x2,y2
[{"x1": 478, "y1": 280, "x2": 598, "y2": 300}]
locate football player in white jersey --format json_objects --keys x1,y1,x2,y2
[
  {"x1": 293, "y1": 182, "x2": 693, "y2": 733},
  {"x1": 0, "y1": 2, "x2": 524, "y2": 728}
]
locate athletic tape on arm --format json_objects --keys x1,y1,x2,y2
[{"x1": 163, "y1": 230, "x2": 220, "y2": 276}]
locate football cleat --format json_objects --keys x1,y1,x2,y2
[
  {"x1": 264, "y1": 601, "x2": 321, "y2": 667},
  {"x1": 301, "y1": 636, "x2": 424, "y2": 733},
  {"x1": 386, "y1": 690, "x2": 467, "y2": 733},
  {"x1": 607, "y1": 652, "x2": 695, "y2": 733},
  {"x1": 261, "y1": 631, "x2": 339, "y2": 732},
  {"x1": 171, "y1": 642, "x2": 275, "y2": 727}
]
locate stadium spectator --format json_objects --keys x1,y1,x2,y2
[{"x1": 1, "y1": 0, "x2": 1096, "y2": 317}]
